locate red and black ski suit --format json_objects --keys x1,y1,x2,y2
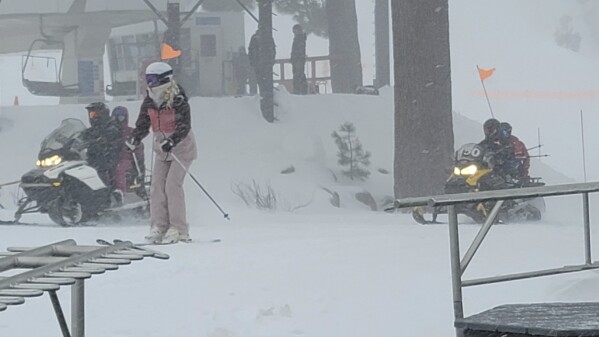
[{"x1": 112, "y1": 107, "x2": 145, "y2": 192}]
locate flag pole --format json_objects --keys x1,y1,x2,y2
[
  {"x1": 537, "y1": 127, "x2": 541, "y2": 161},
  {"x1": 580, "y1": 109, "x2": 587, "y2": 182},
  {"x1": 477, "y1": 65, "x2": 495, "y2": 118}
]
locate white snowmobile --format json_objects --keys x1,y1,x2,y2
[{"x1": 12, "y1": 118, "x2": 149, "y2": 226}]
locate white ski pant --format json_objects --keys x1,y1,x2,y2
[{"x1": 150, "y1": 156, "x2": 193, "y2": 236}]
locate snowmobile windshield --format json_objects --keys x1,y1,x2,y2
[
  {"x1": 455, "y1": 143, "x2": 486, "y2": 163},
  {"x1": 40, "y1": 118, "x2": 87, "y2": 153}
]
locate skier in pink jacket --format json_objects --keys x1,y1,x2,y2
[{"x1": 130, "y1": 62, "x2": 198, "y2": 244}]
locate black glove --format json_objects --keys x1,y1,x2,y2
[{"x1": 160, "y1": 138, "x2": 174, "y2": 153}]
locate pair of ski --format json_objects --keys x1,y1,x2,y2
[
  {"x1": 96, "y1": 239, "x2": 171, "y2": 260},
  {"x1": 97, "y1": 238, "x2": 221, "y2": 247},
  {"x1": 96, "y1": 238, "x2": 222, "y2": 259}
]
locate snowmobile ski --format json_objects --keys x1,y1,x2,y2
[
  {"x1": 0, "y1": 219, "x2": 45, "y2": 227},
  {"x1": 412, "y1": 206, "x2": 445, "y2": 225}
]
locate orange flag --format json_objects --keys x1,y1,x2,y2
[
  {"x1": 161, "y1": 43, "x2": 181, "y2": 60},
  {"x1": 478, "y1": 67, "x2": 496, "y2": 81}
]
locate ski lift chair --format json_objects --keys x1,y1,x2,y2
[{"x1": 21, "y1": 39, "x2": 79, "y2": 97}]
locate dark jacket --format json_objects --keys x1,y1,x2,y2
[
  {"x1": 81, "y1": 117, "x2": 122, "y2": 171},
  {"x1": 479, "y1": 137, "x2": 527, "y2": 181},
  {"x1": 232, "y1": 50, "x2": 251, "y2": 82}
]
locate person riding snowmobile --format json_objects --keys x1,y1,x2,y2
[
  {"x1": 496, "y1": 122, "x2": 530, "y2": 182},
  {"x1": 81, "y1": 102, "x2": 122, "y2": 188},
  {"x1": 111, "y1": 106, "x2": 145, "y2": 199},
  {"x1": 477, "y1": 118, "x2": 529, "y2": 184},
  {"x1": 478, "y1": 118, "x2": 501, "y2": 150}
]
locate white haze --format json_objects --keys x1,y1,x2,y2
[{"x1": 1, "y1": 1, "x2": 599, "y2": 336}]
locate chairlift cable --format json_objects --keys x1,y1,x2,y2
[
  {"x1": 180, "y1": 0, "x2": 208, "y2": 25},
  {"x1": 233, "y1": 0, "x2": 259, "y2": 24},
  {"x1": 142, "y1": 0, "x2": 169, "y2": 25}
]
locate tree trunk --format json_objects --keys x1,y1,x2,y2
[
  {"x1": 325, "y1": 0, "x2": 363, "y2": 93},
  {"x1": 257, "y1": 0, "x2": 275, "y2": 122},
  {"x1": 392, "y1": 0, "x2": 454, "y2": 198}
]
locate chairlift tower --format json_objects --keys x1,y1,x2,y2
[
  {"x1": 142, "y1": 0, "x2": 206, "y2": 94},
  {"x1": 165, "y1": 3, "x2": 182, "y2": 77},
  {"x1": 374, "y1": 0, "x2": 390, "y2": 88}
]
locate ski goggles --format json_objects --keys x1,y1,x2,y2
[
  {"x1": 114, "y1": 115, "x2": 126, "y2": 122},
  {"x1": 146, "y1": 71, "x2": 172, "y2": 87}
]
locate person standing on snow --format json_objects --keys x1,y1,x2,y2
[
  {"x1": 247, "y1": 30, "x2": 260, "y2": 95},
  {"x1": 129, "y1": 62, "x2": 197, "y2": 244},
  {"x1": 111, "y1": 106, "x2": 145, "y2": 202},
  {"x1": 232, "y1": 47, "x2": 251, "y2": 95}
]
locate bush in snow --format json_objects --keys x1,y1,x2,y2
[
  {"x1": 331, "y1": 122, "x2": 371, "y2": 181},
  {"x1": 231, "y1": 180, "x2": 312, "y2": 212},
  {"x1": 232, "y1": 179, "x2": 278, "y2": 211}
]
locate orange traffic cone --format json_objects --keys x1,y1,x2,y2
[{"x1": 13, "y1": 96, "x2": 19, "y2": 106}]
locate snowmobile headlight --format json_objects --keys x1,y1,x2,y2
[
  {"x1": 37, "y1": 155, "x2": 63, "y2": 168},
  {"x1": 453, "y1": 167, "x2": 461, "y2": 175},
  {"x1": 460, "y1": 164, "x2": 478, "y2": 176}
]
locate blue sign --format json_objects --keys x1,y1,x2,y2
[{"x1": 78, "y1": 61, "x2": 95, "y2": 96}]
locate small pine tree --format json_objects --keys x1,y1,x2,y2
[{"x1": 331, "y1": 122, "x2": 371, "y2": 181}]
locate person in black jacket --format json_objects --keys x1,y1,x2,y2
[
  {"x1": 478, "y1": 118, "x2": 500, "y2": 150},
  {"x1": 81, "y1": 102, "x2": 122, "y2": 190},
  {"x1": 247, "y1": 30, "x2": 261, "y2": 95},
  {"x1": 232, "y1": 47, "x2": 251, "y2": 95},
  {"x1": 130, "y1": 62, "x2": 197, "y2": 244},
  {"x1": 291, "y1": 24, "x2": 308, "y2": 95}
]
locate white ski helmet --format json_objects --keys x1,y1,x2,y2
[{"x1": 145, "y1": 62, "x2": 173, "y2": 88}]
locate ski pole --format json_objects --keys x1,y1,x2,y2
[
  {"x1": 130, "y1": 150, "x2": 150, "y2": 201},
  {"x1": 170, "y1": 153, "x2": 230, "y2": 220},
  {"x1": 130, "y1": 151, "x2": 143, "y2": 182}
]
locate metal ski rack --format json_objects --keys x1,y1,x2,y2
[{"x1": 0, "y1": 239, "x2": 169, "y2": 337}]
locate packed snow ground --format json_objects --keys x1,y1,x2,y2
[{"x1": 2, "y1": 1, "x2": 599, "y2": 336}]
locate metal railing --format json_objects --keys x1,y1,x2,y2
[
  {"x1": 394, "y1": 182, "x2": 599, "y2": 337},
  {"x1": 0, "y1": 239, "x2": 168, "y2": 337},
  {"x1": 273, "y1": 55, "x2": 331, "y2": 94}
]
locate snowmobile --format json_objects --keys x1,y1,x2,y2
[
  {"x1": 12, "y1": 118, "x2": 149, "y2": 226},
  {"x1": 412, "y1": 143, "x2": 546, "y2": 224}
]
